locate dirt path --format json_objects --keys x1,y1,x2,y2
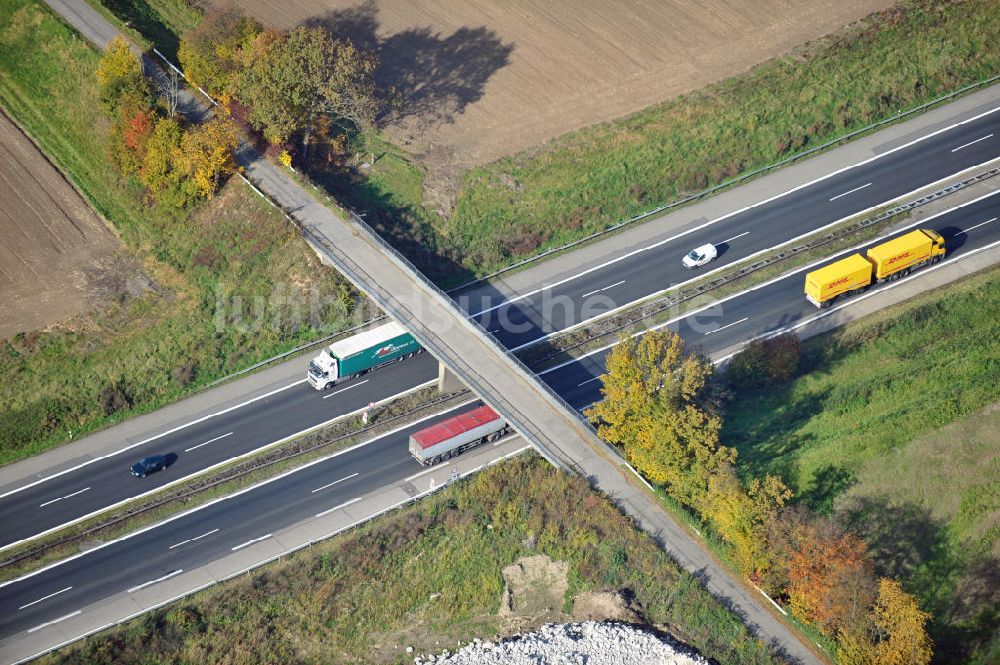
[
  {"x1": 221, "y1": 0, "x2": 895, "y2": 208},
  {"x1": 0, "y1": 111, "x2": 121, "y2": 338}
]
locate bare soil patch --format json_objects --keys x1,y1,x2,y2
[
  {"x1": 218, "y1": 0, "x2": 894, "y2": 208},
  {"x1": 0, "y1": 111, "x2": 126, "y2": 338}
]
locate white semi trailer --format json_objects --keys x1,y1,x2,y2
[{"x1": 408, "y1": 405, "x2": 509, "y2": 466}]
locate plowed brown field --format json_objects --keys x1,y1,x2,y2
[
  {"x1": 219, "y1": 0, "x2": 894, "y2": 199},
  {"x1": 0, "y1": 111, "x2": 120, "y2": 338}
]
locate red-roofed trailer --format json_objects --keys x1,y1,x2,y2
[{"x1": 408, "y1": 405, "x2": 510, "y2": 466}]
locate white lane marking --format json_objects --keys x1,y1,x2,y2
[
  {"x1": 0, "y1": 378, "x2": 439, "y2": 556},
  {"x1": 39, "y1": 487, "x2": 91, "y2": 508},
  {"x1": 18, "y1": 586, "x2": 72, "y2": 610},
  {"x1": 126, "y1": 569, "x2": 183, "y2": 593},
  {"x1": 404, "y1": 466, "x2": 437, "y2": 482},
  {"x1": 951, "y1": 133, "x2": 993, "y2": 152},
  {"x1": 0, "y1": 391, "x2": 470, "y2": 588},
  {"x1": 322, "y1": 379, "x2": 369, "y2": 399},
  {"x1": 315, "y1": 496, "x2": 363, "y2": 518},
  {"x1": 538, "y1": 188, "x2": 1000, "y2": 376},
  {"x1": 27, "y1": 610, "x2": 81, "y2": 633},
  {"x1": 231, "y1": 534, "x2": 271, "y2": 552},
  {"x1": 720, "y1": 231, "x2": 750, "y2": 244},
  {"x1": 168, "y1": 528, "x2": 219, "y2": 550},
  {"x1": 829, "y1": 182, "x2": 872, "y2": 201},
  {"x1": 713, "y1": 237, "x2": 1000, "y2": 365},
  {"x1": 311, "y1": 473, "x2": 359, "y2": 493},
  {"x1": 184, "y1": 431, "x2": 233, "y2": 452},
  {"x1": 508, "y1": 157, "x2": 1000, "y2": 353},
  {"x1": 704, "y1": 317, "x2": 749, "y2": 336},
  {"x1": 468, "y1": 104, "x2": 1000, "y2": 318},
  {"x1": 957, "y1": 217, "x2": 997, "y2": 234},
  {"x1": 581, "y1": 280, "x2": 626, "y2": 298},
  {"x1": 577, "y1": 376, "x2": 602, "y2": 387},
  {"x1": 1, "y1": 379, "x2": 308, "y2": 501}
]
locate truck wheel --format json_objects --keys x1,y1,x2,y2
[
  {"x1": 324, "y1": 382, "x2": 334, "y2": 390},
  {"x1": 931, "y1": 255, "x2": 941, "y2": 264},
  {"x1": 888, "y1": 272, "x2": 899, "y2": 281},
  {"x1": 432, "y1": 456, "x2": 442, "y2": 465}
]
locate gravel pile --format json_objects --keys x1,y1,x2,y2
[{"x1": 414, "y1": 621, "x2": 709, "y2": 665}]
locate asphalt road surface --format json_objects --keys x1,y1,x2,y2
[
  {"x1": 2, "y1": 192, "x2": 997, "y2": 642},
  {"x1": 2, "y1": 109, "x2": 997, "y2": 550}
]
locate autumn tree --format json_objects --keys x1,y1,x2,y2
[
  {"x1": 237, "y1": 27, "x2": 382, "y2": 154},
  {"x1": 314, "y1": 37, "x2": 381, "y2": 156},
  {"x1": 703, "y1": 466, "x2": 792, "y2": 576},
  {"x1": 96, "y1": 35, "x2": 148, "y2": 111},
  {"x1": 111, "y1": 107, "x2": 155, "y2": 175},
  {"x1": 141, "y1": 117, "x2": 185, "y2": 197},
  {"x1": 838, "y1": 578, "x2": 933, "y2": 665},
  {"x1": 587, "y1": 330, "x2": 734, "y2": 507},
  {"x1": 179, "y1": 116, "x2": 240, "y2": 198},
  {"x1": 786, "y1": 522, "x2": 875, "y2": 634},
  {"x1": 178, "y1": 5, "x2": 261, "y2": 97}
]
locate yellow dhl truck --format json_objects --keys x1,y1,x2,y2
[{"x1": 804, "y1": 229, "x2": 945, "y2": 307}]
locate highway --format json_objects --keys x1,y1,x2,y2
[
  {"x1": 473, "y1": 109, "x2": 1000, "y2": 350},
  {"x1": 2, "y1": 192, "x2": 998, "y2": 641},
  {"x1": 2, "y1": 109, "x2": 998, "y2": 550}
]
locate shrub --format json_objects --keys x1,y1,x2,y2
[
  {"x1": 98, "y1": 381, "x2": 133, "y2": 416},
  {"x1": 726, "y1": 333, "x2": 801, "y2": 390}
]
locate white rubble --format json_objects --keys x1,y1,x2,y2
[{"x1": 414, "y1": 621, "x2": 709, "y2": 665}]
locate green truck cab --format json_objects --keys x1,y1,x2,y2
[{"x1": 307, "y1": 321, "x2": 421, "y2": 390}]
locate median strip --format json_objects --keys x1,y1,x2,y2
[{"x1": 0, "y1": 385, "x2": 471, "y2": 583}]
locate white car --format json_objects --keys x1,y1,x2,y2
[{"x1": 682, "y1": 243, "x2": 718, "y2": 269}]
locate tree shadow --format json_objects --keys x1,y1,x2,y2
[
  {"x1": 837, "y1": 494, "x2": 1000, "y2": 661},
  {"x1": 101, "y1": 0, "x2": 182, "y2": 62},
  {"x1": 799, "y1": 465, "x2": 856, "y2": 516},
  {"x1": 304, "y1": 1, "x2": 515, "y2": 128}
]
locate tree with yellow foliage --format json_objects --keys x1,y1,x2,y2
[
  {"x1": 838, "y1": 578, "x2": 933, "y2": 665},
  {"x1": 96, "y1": 36, "x2": 147, "y2": 111},
  {"x1": 703, "y1": 465, "x2": 792, "y2": 575},
  {"x1": 587, "y1": 330, "x2": 733, "y2": 506},
  {"x1": 179, "y1": 116, "x2": 239, "y2": 198}
]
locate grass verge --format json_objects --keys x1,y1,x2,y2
[
  {"x1": 443, "y1": 0, "x2": 1000, "y2": 282},
  {"x1": 39, "y1": 455, "x2": 781, "y2": 665},
  {"x1": 722, "y1": 264, "x2": 1000, "y2": 663},
  {"x1": 0, "y1": 0, "x2": 366, "y2": 465}
]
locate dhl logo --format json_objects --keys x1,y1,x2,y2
[
  {"x1": 827, "y1": 276, "x2": 851, "y2": 288},
  {"x1": 885, "y1": 251, "x2": 913, "y2": 265}
]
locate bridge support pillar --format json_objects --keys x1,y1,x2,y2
[{"x1": 438, "y1": 362, "x2": 465, "y2": 394}]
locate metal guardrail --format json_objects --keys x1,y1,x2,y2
[
  {"x1": 0, "y1": 387, "x2": 468, "y2": 571},
  {"x1": 516, "y1": 166, "x2": 1000, "y2": 366},
  {"x1": 447, "y1": 73, "x2": 1000, "y2": 294}
]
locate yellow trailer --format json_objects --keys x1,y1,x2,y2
[
  {"x1": 804, "y1": 254, "x2": 873, "y2": 307},
  {"x1": 866, "y1": 229, "x2": 945, "y2": 281}
]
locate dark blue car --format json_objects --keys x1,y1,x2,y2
[{"x1": 131, "y1": 454, "x2": 168, "y2": 478}]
